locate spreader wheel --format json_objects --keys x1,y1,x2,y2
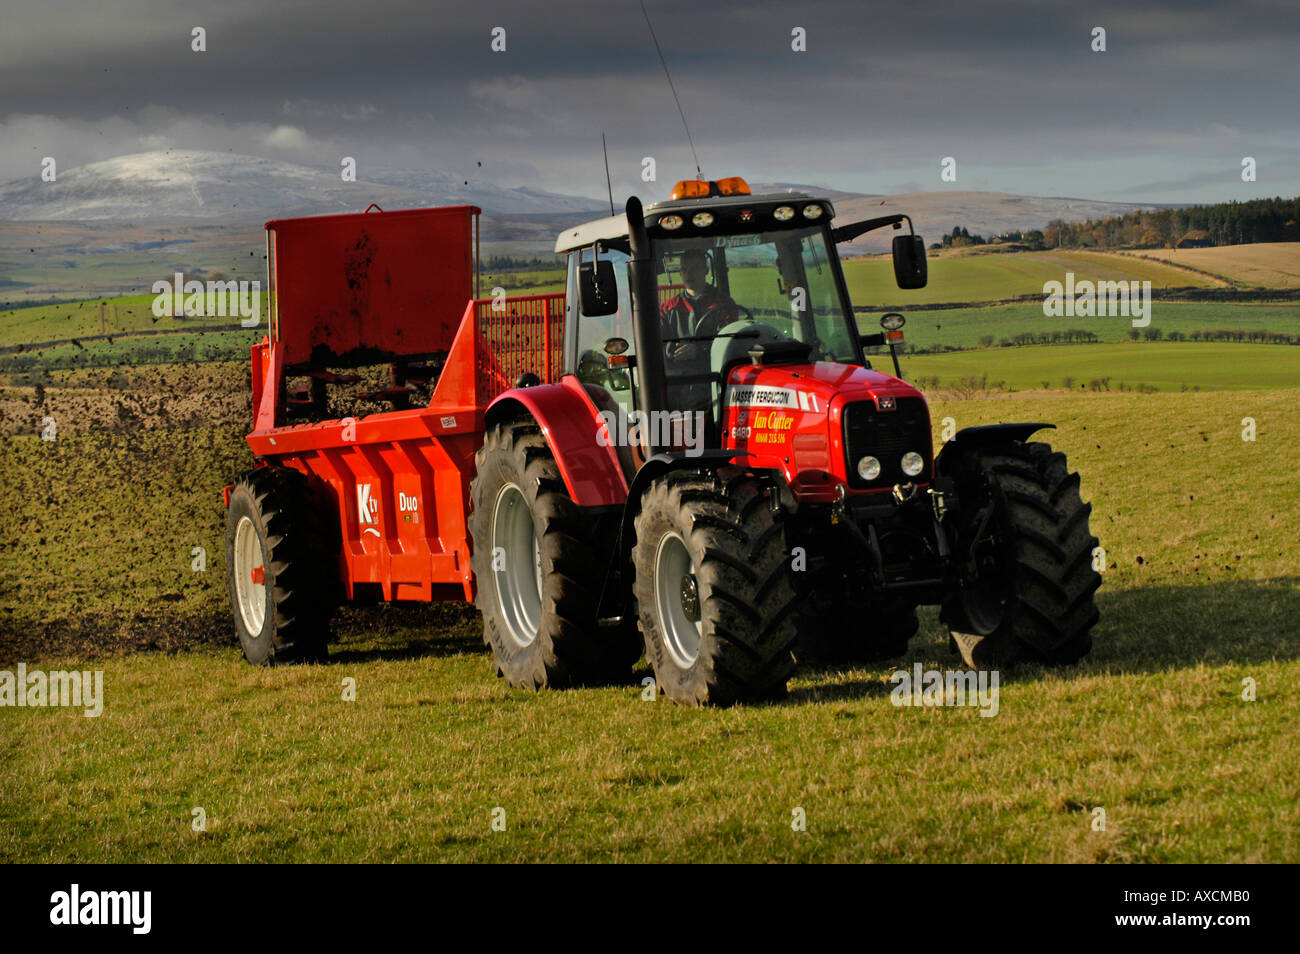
[{"x1": 224, "y1": 466, "x2": 336, "y2": 664}]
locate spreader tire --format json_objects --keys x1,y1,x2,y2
[{"x1": 225, "y1": 466, "x2": 336, "y2": 665}]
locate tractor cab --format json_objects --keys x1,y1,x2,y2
[{"x1": 556, "y1": 176, "x2": 927, "y2": 456}]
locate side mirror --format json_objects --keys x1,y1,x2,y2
[
  {"x1": 892, "y1": 235, "x2": 928, "y2": 289},
  {"x1": 579, "y1": 259, "x2": 618, "y2": 316}
]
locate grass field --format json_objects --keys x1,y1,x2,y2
[
  {"x1": 843, "y1": 249, "x2": 1221, "y2": 307},
  {"x1": 466, "y1": 244, "x2": 1298, "y2": 307},
  {"x1": 0, "y1": 269, "x2": 566, "y2": 370},
  {"x1": 2, "y1": 368, "x2": 1297, "y2": 861},
  {"x1": 4, "y1": 243, "x2": 1295, "y2": 374},
  {"x1": 7, "y1": 302, "x2": 1296, "y2": 373},
  {"x1": 1, "y1": 268, "x2": 565, "y2": 352},
  {"x1": 901, "y1": 342, "x2": 1300, "y2": 392},
  {"x1": 1127, "y1": 243, "x2": 1300, "y2": 289},
  {"x1": 858, "y1": 301, "x2": 1300, "y2": 351},
  {"x1": 0, "y1": 293, "x2": 263, "y2": 350}
]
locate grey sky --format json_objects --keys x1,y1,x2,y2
[{"x1": 2, "y1": 0, "x2": 1297, "y2": 204}]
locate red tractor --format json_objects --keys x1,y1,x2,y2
[{"x1": 225, "y1": 180, "x2": 1100, "y2": 704}]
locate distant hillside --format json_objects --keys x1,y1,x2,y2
[
  {"x1": 0, "y1": 155, "x2": 1214, "y2": 302},
  {"x1": 0, "y1": 150, "x2": 607, "y2": 223}
]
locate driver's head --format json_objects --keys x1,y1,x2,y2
[{"x1": 677, "y1": 249, "x2": 710, "y2": 295}]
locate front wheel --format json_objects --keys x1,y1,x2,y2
[
  {"x1": 941, "y1": 441, "x2": 1101, "y2": 667},
  {"x1": 633, "y1": 469, "x2": 797, "y2": 705}
]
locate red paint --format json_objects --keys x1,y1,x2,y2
[
  {"x1": 721, "y1": 361, "x2": 931, "y2": 501},
  {"x1": 486, "y1": 375, "x2": 630, "y2": 507},
  {"x1": 242, "y1": 204, "x2": 581, "y2": 606},
  {"x1": 266, "y1": 205, "x2": 479, "y2": 368}
]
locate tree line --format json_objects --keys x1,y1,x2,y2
[
  {"x1": 932, "y1": 196, "x2": 1300, "y2": 251},
  {"x1": 483, "y1": 255, "x2": 565, "y2": 271}
]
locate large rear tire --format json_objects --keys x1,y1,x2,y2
[
  {"x1": 632, "y1": 468, "x2": 798, "y2": 706},
  {"x1": 940, "y1": 441, "x2": 1100, "y2": 667},
  {"x1": 225, "y1": 466, "x2": 336, "y2": 664},
  {"x1": 469, "y1": 420, "x2": 640, "y2": 690}
]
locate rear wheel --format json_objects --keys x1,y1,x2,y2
[
  {"x1": 633, "y1": 469, "x2": 797, "y2": 705},
  {"x1": 940, "y1": 441, "x2": 1100, "y2": 667},
  {"x1": 469, "y1": 420, "x2": 640, "y2": 690},
  {"x1": 224, "y1": 466, "x2": 336, "y2": 664}
]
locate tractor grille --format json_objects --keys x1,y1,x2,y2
[{"x1": 842, "y1": 397, "x2": 932, "y2": 489}]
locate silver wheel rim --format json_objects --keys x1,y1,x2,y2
[
  {"x1": 492, "y1": 482, "x2": 543, "y2": 647},
  {"x1": 233, "y1": 515, "x2": 267, "y2": 634},
  {"x1": 654, "y1": 532, "x2": 702, "y2": 668}
]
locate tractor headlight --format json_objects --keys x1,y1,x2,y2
[
  {"x1": 901, "y1": 451, "x2": 925, "y2": 477},
  {"x1": 773, "y1": 205, "x2": 795, "y2": 222},
  {"x1": 659, "y1": 214, "x2": 683, "y2": 230},
  {"x1": 857, "y1": 456, "x2": 882, "y2": 481},
  {"x1": 691, "y1": 211, "x2": 715, "y2": 227},
  {"x1": 802, "y1": 204, "x2": 824, "y2": 220}
]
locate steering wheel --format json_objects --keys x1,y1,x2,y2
[
  {"x1": 700, "y1": 302, "x2": 753, "y2": 330},
  {"x1": 675, "y1": 303, "x2": 753, "y2": 352},
  {"x1": 664, "y1": 302, "x2": 755, "y2": 364}
]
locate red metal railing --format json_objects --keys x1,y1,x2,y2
[
  {"x1": 474, "y1": 293, "x2": 565, "y2": 400},
  {"x1": 473, "y1": 286, "x2": 681, "y2": 403},
  {"x1": 658, "y1": 282, "x2": 684, "y2": 306}
]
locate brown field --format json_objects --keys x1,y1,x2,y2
[{"x1": 1127, "y1": 242, "x2": 1300, "y2": 289}]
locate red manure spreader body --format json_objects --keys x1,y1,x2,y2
[
  {"x1": 225, "y1": 182, "x2": 1100, "y2": 705},
  {"x1": 239, "y1": 205, "x2": 561, "y2": 608}
]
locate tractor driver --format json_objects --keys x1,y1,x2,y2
[{"x1": 660, "y1": 248, "x2": 739, "y2": 364}]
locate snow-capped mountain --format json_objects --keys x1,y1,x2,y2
[{"x1": 0, "y1": 150, "x2": 607, "y2": 222}]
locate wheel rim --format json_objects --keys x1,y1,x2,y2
[
  {"x1": 233, "y1": 515, "x2": 267, "y2": 634},
  {"x1": 962, "y1": 503, "x2": 1012, "y2": 634},
  {"x1": 654, "y1": 532, "x2": 702, "y2": 668},
  {"x1": 962, "y1": 586, "x2": 1008, "y2": 635},
  {"x1": 492, "y1": 482, "x2": 543, "y2": 647}
]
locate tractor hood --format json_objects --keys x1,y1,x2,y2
[
  {"x1": 721, "y1": 361, "x2": 933, "y2": 501},
  {"x1": 725, "y1": 359, "x2": 923, "y2": 410}
]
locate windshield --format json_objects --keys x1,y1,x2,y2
[{"x1": 652, "y1": 226, "x2": 858, "y2": 364}]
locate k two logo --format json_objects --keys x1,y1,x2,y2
[{"x1": 357, "y1": 484, "x2": 380, "y2": 537}]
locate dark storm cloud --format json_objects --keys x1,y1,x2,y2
[{"x1": 1, "y1": 0, "x2": 1297, "y2": 202}]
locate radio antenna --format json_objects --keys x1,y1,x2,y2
[
  {"x1": 639, "y1": 0, "x2": 702, "y2": 180},
  {"x1": 602, "y1": 132, "x2": 615, "y2": 216}
]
